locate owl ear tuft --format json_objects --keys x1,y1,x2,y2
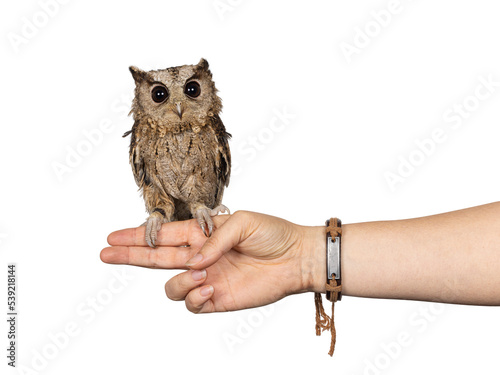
[
  {"x1": 197, "y1": 58, "x2": 209, "y2": 71},
  {"x1": 129, "y1": 66, "x2": 148, "y2": 82}
]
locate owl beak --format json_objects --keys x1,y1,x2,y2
[{"x1": 175, "y1": 102, "x2": 183, "y2": 120}]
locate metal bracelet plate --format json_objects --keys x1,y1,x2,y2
[{"x1": 327, "y1": 236, "x2": 341, "y2": 280}]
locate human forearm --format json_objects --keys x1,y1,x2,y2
[{"x1": 306, "y1": 202, "x2": 500, "y2": 305}]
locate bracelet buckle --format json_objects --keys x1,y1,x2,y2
[
  {"x1": 327, "y1": 235, "x2": 341, "y2": 281},
  {"x1": 325, "y1": 218, "x2": 342, "y2": 301}
]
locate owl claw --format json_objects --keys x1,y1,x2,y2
[
  {"x1": 199, "y1": 222, "x2": 209, "y2": 237},
  {"x1": 195, "y1": 205, "x2": 230, "y2": 237},
  {"x1": 196, "y1": 209, "x2": 212, "y2": 237},
  {"x1": 144, "y1": 212, "x2": 165, "y2": 248}
]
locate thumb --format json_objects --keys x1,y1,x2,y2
[{"x1": 185, "y1": 212, "x2": 248, "y2": 269}]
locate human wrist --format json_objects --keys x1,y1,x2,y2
[{"x1": 300, "y1": 225, "x2": 327, "y2": 293}]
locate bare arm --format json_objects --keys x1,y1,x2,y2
[
  {"x1": 308, "y1": 202, "x2": 500, "y2": 305},
  {"x1": 101, "y1": 202, "x2": 500, "y2": 312}
]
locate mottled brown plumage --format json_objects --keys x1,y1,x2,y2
[{"x1": 123, "y1": 59, "x2": 231, "y2": 247}]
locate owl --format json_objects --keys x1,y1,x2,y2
[{"x1": 123, "y1": 58, "x2": 231, "y2": 247}]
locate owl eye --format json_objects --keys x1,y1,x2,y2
[
  {"x1": 151, "y1": 85, "x2": 169, "y2": 103},
  {"x1": 184, "y1": 81, "x2": 201, "y2": 98}
]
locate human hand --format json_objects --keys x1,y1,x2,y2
[{"x1": 100, "y1": 211, "x2": 326, "y2": 313}]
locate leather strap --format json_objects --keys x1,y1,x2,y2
[{"x1": 314, "y1": 217, "x2": 342, "y2": 357}]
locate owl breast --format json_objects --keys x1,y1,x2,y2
[{"x1": 137, "y1": 123, "x2": 220, "y2": 207}]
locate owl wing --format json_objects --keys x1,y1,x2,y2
[
  {"x1": 123, "y1": 121, "x2": 149, "y2": 189},
  {"x1": 212, "y1": 114, "x2": 231, "y2": 205}
]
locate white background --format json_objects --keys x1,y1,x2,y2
[{"x1": 1, "y1": 0, "x2": 500, "y2": 374}]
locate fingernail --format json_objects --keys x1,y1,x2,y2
[
  {"x1": 191, "y1": 269, "x2": 206, "y2": 281},
  {"x1": 200, "y1": 285, "x2": 213, "y2": 297},
  {"x1": 185, "y1": 253, "x2": 203, "y2": 266}
]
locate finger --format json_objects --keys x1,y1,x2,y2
[
  {"x1": 164, "y1": 269, "x2": 208, "y2": 301},
  {"x1": 107, "y1": 221, "x2": 192, "y2": 247},
  {"x1": 185, "y1": 211, "x2": 248, "y2": 270},
  {"x1": 212, "y1": 214, "x2": 230, "y2": 227},
  {"x1": 184, "y1": 285, "x2": 215, "y2": 313},
  {"x1": 107, "y1": 215, "x2": 231, "y2": 247},
  {"x1": 100, "y1": 246, "x2": 197, "y2": 269}
]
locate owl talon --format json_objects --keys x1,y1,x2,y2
[
  {"x1": 197, "y1": 217, "x2": 209, "y2": 237},
  {"x1": 199, "y1": 222, "x2": 208, "y2": 237},
  {"x1": 144, "y1": 212, "x2": 165, "y2": 248},
  {"x1": 210, "y1": 204, "x2": 230, "y2": 216},
  {"x1": 195, "y1": 205, "x2": 229, "y2": 237},
  {"x1": 195, "y1": 210, "x2": 210, "y2": 237}
]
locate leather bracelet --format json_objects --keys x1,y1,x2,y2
[{"x1": 314, "y1": 217, "x2": 342, "y2": 357}]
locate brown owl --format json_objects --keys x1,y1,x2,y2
[{"x1": 123, "y1": 58, "x2": 231, "y2": 247}]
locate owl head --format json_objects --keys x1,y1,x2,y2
[{"x1": 129, "y1": 58, "x2": 222, "y2": 126}]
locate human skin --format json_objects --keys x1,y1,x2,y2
[{"x1": 100, "y1": 202, "x2": 500, "y2": 312}]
